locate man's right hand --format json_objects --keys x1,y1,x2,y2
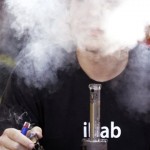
[{"x1": 0, "y1": 128, "x2": 35, "y2": 150}]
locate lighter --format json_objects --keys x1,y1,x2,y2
[{"x1": 21, "y1": 122, "x2": 44, "y2": 150}]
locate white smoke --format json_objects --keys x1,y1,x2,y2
[
  {"x1": 4, "y1": 0, "x2": 76, "y2": 88},
  {"x1": 112, "y1": 45, "x2": 150, "y2": 118},
  {"x1": 5, "y1": 0, "x2": 73, "y2": 50},
  {"x1": 70, "y1": 0, "x2": 150, "y2": 54},
  {"x1": 3, "y1": 0, "x2": 150, "y2": 88}
]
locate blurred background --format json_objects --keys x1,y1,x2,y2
[{"x1": 0, "y1": 0, "x2": 22, "y2": 101}]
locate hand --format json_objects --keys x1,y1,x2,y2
[
  {"x1": 0, "y1": 126, "x2": 43, "y2": 150},
  {"x1": 27, "y1": 126, "x2": 43, "y2": 144}
]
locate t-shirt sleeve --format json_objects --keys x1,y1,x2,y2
[{"x1": 0, "y1": 72, "x2": 42, "y2": 133}]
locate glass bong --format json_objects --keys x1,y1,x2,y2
[{"x1": 82, "y1": 84, "x2": 107, "y2": 150}]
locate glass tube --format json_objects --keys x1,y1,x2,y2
[{"x1": 89, "y1": 84, "x2": 101, "y2": 141}]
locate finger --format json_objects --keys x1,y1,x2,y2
[
  {"x1": 0, "y1": 146, "x2": 9, "y2": 150},
  {"x1": 26, "y1": 131, "x2": 38, "y2": 144},
  {"x1": 0, "y1": 135, "x2": 28, "y2": 150},
  {"x1": 30, "y1": 126, "x2": 43, "y2": 139},
  {"x1": 3, "y1": 128, "x2": 35, "y2": 149}
]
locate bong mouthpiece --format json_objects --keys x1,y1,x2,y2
[{"x1": 89, "y1": 84, "x2": 101, "y2": 141}]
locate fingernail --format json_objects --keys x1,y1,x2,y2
[{"x1": 29, "y1": 143, "x2": 35, "y2": 149}]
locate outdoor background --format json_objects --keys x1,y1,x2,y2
[{"x1": 0, "y1": 0, "x2": 21, "y2": 102}]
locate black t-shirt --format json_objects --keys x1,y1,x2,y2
[{"x1": 1, "y1": 47, "x2": 150, "y2": 150}]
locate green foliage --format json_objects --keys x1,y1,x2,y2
[{"x1": 0, "y1": 54, "x2": 16, "y2": 67}]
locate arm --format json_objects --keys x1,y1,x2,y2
[{"x1": 0, "y1": 71, "x2": 43, "y2": 149}]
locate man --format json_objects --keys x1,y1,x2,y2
[
  {"x1": 1, "y1": 0, "x2": 150, "y2": 150},
  {"x1": 1, "y1": 44, "x2": 150, "y2": 150}
]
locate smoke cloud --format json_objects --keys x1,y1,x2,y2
[
  {"x1": 70, "y1": 0, "x2": 150, "y2": 54},
  {"x1": 3, "y1": 0, "x2": 150, "y2": 89},
  {"x1": 2, "y1": 0, "x2": 150, "y2": 118},
  {"x1": 0, "y1": 2, "x2": 20, "y2": 57},
  {"x1": 4, "y1": 0, "x2": 76, "y2": 88},
  {"x1": 0, "y1": 104, "x2": 32, "y2": 132},
  {"x1": 110, "y1": 44, "x2": 150, "y2": 121},
  {"x1": 126, "y1": 45, "x2": 150, "y2": 114}
]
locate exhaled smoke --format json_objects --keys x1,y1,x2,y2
[
  {"x1": 0, "y1": 1, "x2": 21, "y2": 57},
  {"x1": 4, "y1": 0, "x2": 76, "y2": 88},
  {"x1": 113, "y1": 45, "x2": 150, "y2": 120},
  {"x1": 70, "y1": 0, "x2": 150, "y2": 55},
  {"x1": 0, "y1": 105, "x2": 32, "y2": 132},
  {"x1": 3, "y1": 0, "x2": 150, "y2": 89}
]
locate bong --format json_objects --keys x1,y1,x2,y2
[{"x1": 82, "y1": 84, "x2": 107, "y2": 150}]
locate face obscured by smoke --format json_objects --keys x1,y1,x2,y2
[
  {"x1": 2, "y1": 0, "x2": 150, "y2": 118},
  {"x1": 70, "y1": 0, "x2": 121, "y2": 54},
  {"x1": 70, "y1": 0, "x2": 150, "y2": 54},
  {"x1": 3, "y1": 0, "x2": 150, "y2": 89}
]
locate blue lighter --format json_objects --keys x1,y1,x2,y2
[{"x1": 21, "y1": 122, "x2": 31, "y2": 135}]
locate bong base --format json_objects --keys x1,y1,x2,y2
[{"x1": 82, "y1": 139, "x2": 107, "y2": 150}]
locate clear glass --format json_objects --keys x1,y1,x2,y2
[{"x1": 89, "y1": 84, "x2": 101, "y2": 141}]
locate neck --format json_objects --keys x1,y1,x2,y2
[{"x1": 77, "y1": 50, "x2": 129, "y2": 82}]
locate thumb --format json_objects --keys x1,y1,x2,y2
[{"x1": 27, "y1": 126, "x2": 43, "y2": 143}]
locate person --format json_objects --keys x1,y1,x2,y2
[
  {"x1": 1, "y1": 1, "x2": 150, "y2": 150},
  {"x1": 0, "y1": 43, "x2": 150, "y2": 150}
]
